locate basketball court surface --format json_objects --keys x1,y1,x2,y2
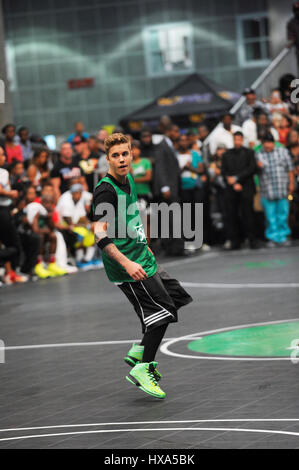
[{"x1": 0, "y1": 245, "x2": 298, "y2": 449}]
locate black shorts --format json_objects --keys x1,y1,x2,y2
[{"x1": 118, "y1": 265, "x2": 193, "y2": 333}]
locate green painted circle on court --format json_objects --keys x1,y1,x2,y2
[{"x1": 187, "y1": 322, "x2": 299, "y2": 357}]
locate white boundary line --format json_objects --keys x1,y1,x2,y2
[
  {"x1": 162, "y1": 252, "x2": 219, "y2": 268},
  {"x1": 4, "y1": 337, "x2": 175, "y2": 351},
  {"x1": 1, "y1": 426, "x2": 299, "y2": 443},
  {"x1": 0, "y1": 418, "x2": 299, "y2": 433},
  {"x1": 160, "y1": 319, "x2": 299, "y2": 361},
  {"x1": 4, "y1": 320, "x2": 299, "y2": 355},
  {"x1": 181, "y1": 282, "x2": 299, "y2": 288}
]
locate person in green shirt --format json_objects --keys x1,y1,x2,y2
[
  {"x1": 92, "y1": 133, "x2": 193, "y2": 399},
  {"x1": 131, "y1": 140, "x2": 153, "y2": 244},
  {"x1": 131, "y1": 140, "x2": 152, "y2": 199}
]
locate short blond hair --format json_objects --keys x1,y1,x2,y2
[{"x1": 104, "y1": 133, "x2": 131, "y2": 156}]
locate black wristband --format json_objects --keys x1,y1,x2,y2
[{"x1": 97, "y1": 236, "x2": 113, "y2": 250}]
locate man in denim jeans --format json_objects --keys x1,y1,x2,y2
[{"x1": 256, "y1": 134, "x2": 295, "y2": 247}]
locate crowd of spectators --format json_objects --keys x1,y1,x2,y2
[{"x1": 0, "y1": 74, "x2": 298, "y2": 286}]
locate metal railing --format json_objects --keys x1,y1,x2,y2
[
  {"x1": 230, "y1": 45, "x2": 295, "y2": 115},
  {"x1": 203, "y1": 44, "x2": 295, "y2": 151}
]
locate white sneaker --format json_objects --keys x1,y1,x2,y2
[
  {"x1": 278, "y1": 239, "x2": 291, "y2": 247},
  {"x1": 185, "y1": 243, "x2": 197, "y2": 252},
  {"x1": 201, "y1": 244, "x2": 211, "y2": 252},
  {"x1": 63, "y1": 265, "x2": 78, "y2": 274},
  {"x1": 223, "y1": 240, "x2": 231, "y2": 250}
]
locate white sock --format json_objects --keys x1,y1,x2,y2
[
  {"x1": 75, "y1": 249, "x2": 84, "y2": 262},
  {"x1": 84, "y1": 246, "x2": 95, "y2": 262}
]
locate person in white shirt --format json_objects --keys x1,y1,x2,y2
[
  {"x1": 24, "y1": 196, "x2": 68, "y2": 278},
  {"x1": 0, "y1": 164, "x2": 16, "y2": 207},
  {"x1": 0, "y1": 146, "x2": 28, "y2": 284},
  {"x1": 97, "y1": 153, "x2": 109, "y2": 180},
  {"x1": 242, "y1": 109, "x2": 279, "y2": 148},
  {"x1": 57, "y1": 184, "x2": 95, "y2": 268},
  {"x1": 265, "y1": 89, "x2": 289, "y2": 115},
  {"x1": 57, "y1": 184, "x2": 92, "y2": 224},
  {"x1": 208, "y1": 113, "x2": 242, "y2": 156}
]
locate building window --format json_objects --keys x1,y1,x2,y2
[
  {"x1": 143, "y1": 22, "x2": 194, "y2": 77},
  {"x1": 237, "y1": 13, "x2": 270, "y2": 67}
]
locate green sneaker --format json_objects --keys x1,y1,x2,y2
[
  {"x1": 126, "y1": 362, "x2": 166, "y2": 399},
  {"x1": 124, "y1": 343, "x2": 144, "y2": 367},
  {"x1": 124, "y1": 344, "x2": 162, "y2": 382}
]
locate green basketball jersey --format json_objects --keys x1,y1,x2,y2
[{"x1": 95, "y1": 173, "x2": 157, "y2": 283}]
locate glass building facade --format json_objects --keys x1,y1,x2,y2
[{"x1": 3, "y1": 0, "x2": 269, "y2": 136}]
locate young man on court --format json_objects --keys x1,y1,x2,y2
[{"x1": 92, "y1": 133, "x2": 193, "y2": 399}]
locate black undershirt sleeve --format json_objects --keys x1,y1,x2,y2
[
  {"x1": 92, "y1": 175, "x2": 131, "y2": 250},
  {"x1": 92, "y1": 183, "x2": 117, "y2": 222},
  {"x1": 97, "y1": 236, "x2": 113, "y2": 250},
  {"x1": 92, "y1": 183, "x2": 117, "y2": 250}
]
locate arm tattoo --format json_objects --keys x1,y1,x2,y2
[{"x1": 102, "y1": 243, "x2": 129, "y2": 269}]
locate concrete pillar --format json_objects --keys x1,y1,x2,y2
[{"x1": 0, "y1": 0, "x2": 13, "y2": 130}]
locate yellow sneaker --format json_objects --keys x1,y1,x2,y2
[
  {"x1": 47, "y1": 262, "x2": 67, "y2": 277},
  {"x1": 126, "y1": 362, "x2": 166, "y2": 399},
  {"x1": 34, "y1": 263, "x2": 53, "y2": 279}
]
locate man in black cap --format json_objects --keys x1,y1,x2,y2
[
  {"x1": 287, "y1": 2, "x2": 299, "y2": 70},
  {"x1": 235, "y1": 89, "x2": 268, "y2": 126}
]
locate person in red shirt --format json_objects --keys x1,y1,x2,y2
[
  {"x1": 34, "y1": 182, "x2": 60, "y2": 224},
  {"x1": 278, "y1": 114, "x2": 293, "y2": 146},
  {"x1": 1, "y1": 124, "x2": 23, "y2": 164}
]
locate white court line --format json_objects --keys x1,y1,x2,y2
[
  {"x1": 4, "y1": 319, "x2": 299, "y2": 354},
  {"x1": 160, "y1": 319, "x2": 299, "y2": 361},
  {"x1": 181, "y1": 282, "x2": 299, "y2": 288},
  {"x1": 0, "y1": 418, "x2": 299, "y2": 433},
  {"x1": 162, "y1": 252, "x2": 219, "y2": 268},
  {"x1": 1, "y1": 426, "x2": 299, "y2": 443},
  {"x1": 4, "y1": 337, "x2": 177, "y2": 351}
]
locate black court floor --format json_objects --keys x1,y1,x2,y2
[{"x1": 0, "y1": 245, "x2": 299, "y2": 449}]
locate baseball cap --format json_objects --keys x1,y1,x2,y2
[
  {"x1": 243, "y1": 88, "x2": 256, "y2": 95},
  {"x1": 70, "y1": 183, "x2": 83, "y2": 193},
  {"x1": 262, "y1": 133, "x2": 274, "y2": 143}
]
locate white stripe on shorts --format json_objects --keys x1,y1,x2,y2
[
  {"x1": 143, "y1": 309, "x2": 168, "y2": 324},
  {"x1": 140, "y1": 281, "x2": 175, "y2": 321},
  {"x1": 146, "y1": 313, "x2": 171, "y2": 326},
  {"x1": 145, "y1": 312, "x2": 173, "y2": 327}
]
